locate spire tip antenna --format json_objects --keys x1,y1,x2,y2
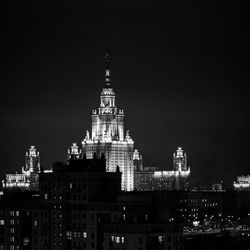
[{"x1": 104, "y1": 53, "x2": 111, "y2": 86}]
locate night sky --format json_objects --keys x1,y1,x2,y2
[{"x1": 1, "y1": 1, "x2": 249, "y2": 187}]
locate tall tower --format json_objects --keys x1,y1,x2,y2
[{"x1": 82, "y1": 54, "x2": 134, "y2": 191}]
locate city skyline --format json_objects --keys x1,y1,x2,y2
[{"x1": 1, "y1": 1, "x2": 249, "y2": 188}]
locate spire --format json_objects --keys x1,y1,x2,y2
[{"x1": 105, "y1": 53, "x2": 111, "y2": 86}]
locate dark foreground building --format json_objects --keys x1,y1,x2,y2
[
  {"x1": 1, "y1": 156, "x2": 250, "y2": 249},
  {"x1": 0, "y1": 156, "x2": 183, "y2": 250}
]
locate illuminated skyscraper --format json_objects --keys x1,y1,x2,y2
[
  {"x1": 82, "y1": 54, "x2": 134, "y2": 191},
  {"x1": 2, "y1": 145, "x2": 40, "y2": 190}
]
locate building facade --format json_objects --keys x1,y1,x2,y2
[
  {"x1": 2, "y1": 146, "x2": 40, "y2": 191},
  {"x1": 81, "y1": 54, "x2": 134, "y2": 191},
  {"x1": 134, "y1": 147, "x2": 190, "y2": 191},
  {"x1": 233, "y1": 175, "x2": 250, "y2": 190}
]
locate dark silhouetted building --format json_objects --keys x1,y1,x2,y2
[{"x1": 0, "y1": 155, "x2": 185, "y2": 250}]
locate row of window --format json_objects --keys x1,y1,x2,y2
[{"x1": 0, "y1": 220, "x2": 18, "y2": 226}]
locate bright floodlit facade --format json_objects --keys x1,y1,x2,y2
[
  {"x1": 134, "y1": 147, "x2": 190, "y2": 191},
  {"x1": 233, "y1": 175, "x2": 250, "y2": 190},
  {"x1": 81, "y1": 54, "x2": 134, "y2": 191}
]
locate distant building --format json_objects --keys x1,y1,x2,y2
[
  {"x1": 2, "y1": 146, "x2": 40, "y2": 191},
  {"x1": 212, "y1": 183, "x2": 224, "y2": 191},
  {"x1": 134, "y1": 147, "x2": 190, "y2": 191},
  {"x1": 81, "y1": 54, "x2": 136, "y2": 191},
  {"x1": 233, "y1": 175, "x2": 250, "y2": 190}
]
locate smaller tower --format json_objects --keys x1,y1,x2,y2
[
  {"x1": 67, "y1": 143, "x2": 82, "y2": 160},
  {"x1": 133, "y1": 149, "x2": 143, "y2": 172},
  {"x1": 173, "y1": 147, "x2": 187, "y2": 171},
  {"x1": 24, "y1": 145, "x2": 40, "y2": 173},
  {"x1": 173, "y1": 147, "x2": 190, "y2": 190}
]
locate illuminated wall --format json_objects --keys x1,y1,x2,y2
[{"x1": 134, "y1": 147, "x2": 190, "y2": 191}]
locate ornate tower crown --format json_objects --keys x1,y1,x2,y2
[{"x1": 89, "y1": 54, "x2": 125, "y2": 142}]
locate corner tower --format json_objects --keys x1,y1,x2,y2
[
  {"x1": 81, "y1": 54, "x2": 134, "y2": 191},
  {"x1": 173, "y1": 147, "x2": 187, "y2": 171}
]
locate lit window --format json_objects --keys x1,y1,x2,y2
[
  {"x1": 115, "y1": 237, "x2": 120, "y2": 243},
  {"x1": 16, "y1": 211, "x2": 19, "y2": 216},
  {"x1": 44, "y1": 194, "x2": 48, "y2": 200},
  {"x1": 83, "y1": 232, "x2": 87, "y2": 238},
  {"x1": 10, "y1": 237, "x2": 14, "y2": 242},
  {"x1": 121, "y1": 236, "x2": 125, "y2": 243},
  {"x1": 0, "y1": 220, "x2": 4, "y2": 225},
  {"x1": 158, "y1": 235, "x2": 163, "y2": 242},
  {"x1": 10, "y1": 211, "x2": 15, "y2": 216},
  {"x1": 66, "y1": 231, "x2": 72, "y2": 240},
  {"x1": 10, "y1": 246, "x2": 14, "y2": 250},
  {"x1": 34, "y1": 220, "x2": 38, "y2": 226}
]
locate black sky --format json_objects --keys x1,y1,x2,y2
[{"x1": 1, "y1": 0, "x2": 249, "y2": 187}]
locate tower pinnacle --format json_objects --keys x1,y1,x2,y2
[{"x1": 105, "y1": 53, "x2": 111, "y2": 86}]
